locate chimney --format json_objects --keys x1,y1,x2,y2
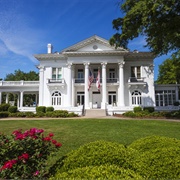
[{"x1": 47, "y1": 44, "x2": 53, "y2": 54}]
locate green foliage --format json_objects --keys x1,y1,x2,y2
[
  {"x1": 24, "y1": 112, "x2": 35, "y2": 118},
  {"x1": 50, "y1": 165, "x2": 142, "y2": 180},
  {"x1": 68, "y1": 112, "x2": 78, "y2": 117},
  {"x1": 46, "y1": 107, "x2": 54, "y2": 112},
  {"x1": 53, "y1": 141, "x2": 138, "y2": 174},
  {"x1": 156, "y1": 52, "x2": 180, "y2": 84},
  {"x1": 0, "y1": 128, "x2": 62, "y2": 179},
  {"x1": 133, "y1": 147, "x2": 180, "y2": 179},
  {"x1": 4, "y1": 69, "x2": 39, "y2": 81},
  {"x1": 35, "y1": 112, "x2": 45, "y2": 117},
  {"x1": 0, "y1": 103, "x2": 10, "y2": 111},
  {"x1": 8, "y1": 106, "x2": 17, "y2": 113},
  {"x1": 129, "y1": 136, "x2": 180, "y2": 153},
  {"x1": 110, "y1": 0, "x2": 180, "y2": 55},
  {"x1": 36, "y1": 106, "x2": 46, "y2": 113},
  {"x1": 0, "y1": 111, "x2": 9, "y2": 118},
  {"x1": 133, "y1": 106, "x2": 142, "y2": 113},
  {"x1": 143, "y1": 107, "x2": 155, "y2": 113}
]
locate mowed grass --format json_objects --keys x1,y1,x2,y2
[{"x1": 0, "y1": 118, "x2": 180, "y2": 157}]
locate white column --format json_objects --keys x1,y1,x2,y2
[
  {"x1": 118, "y1": 62, "x2": 125, "y2": 106},
  {"x1": 84, "y1": 63, "x2": 90, "y2": 109},
  {"x1": 39, "y1": 67, "x2": 44, "y2": 106},
  {"x1": 0, "y1": 92, "x2": 2, "y2": 105},
  {"x1": 67, "y1": 63, "x2": 72, "y2": 107},
  {"x1": 101, "y1": 62, "x2": 107, "y2": 109},
  {"x1": 17, "y1": 93, "x2": 20, "y2": 108},
  {"x1": 20, "y1": 91, "x2": 23, "y2": 108},
  {"x1": 6, "y1": 93, "x2": 9, "y2": 104}
]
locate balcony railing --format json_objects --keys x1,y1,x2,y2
[
  {"x1": 0, "y1": 81, "x2": 39, "y2": 86},
  {"x1": 74, "y1": 78, "x2": 118, "y2": 83},
  {"x1": 47, "y1": 79, "x2": 65, "y2": 83},
  {"x1": 128, "y1": 77, "x2": 145, "y2": 83}
]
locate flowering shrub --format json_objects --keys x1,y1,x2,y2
[{"x1": 0, "y1": 128, "x2": 62, "y2": 179}]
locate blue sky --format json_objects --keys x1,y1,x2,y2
[{"x1": 0, "y1": 0, "x2": 171, "y2": 80}]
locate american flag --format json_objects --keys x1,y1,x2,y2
[
  {"x1": 88, "y1": 68, "x2": 94, "y2": 91},
  {"x1": 96, "y1": 69, "x2": 100, "y2": 91}
]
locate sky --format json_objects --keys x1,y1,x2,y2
[{"x1": 0, "y1": 0, "x2": 172, "y2": 80}]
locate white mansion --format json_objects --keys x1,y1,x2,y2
[{"x1": 0, "y1": 35, "x2": 179, "y2": 115}]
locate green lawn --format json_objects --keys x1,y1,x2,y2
[{"x1": 0, "y1": 118, "x2": 180, "y2": 157}]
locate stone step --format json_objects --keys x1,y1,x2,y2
[{"x1": 85, "y1": 109, "x2": 106, "y2": 117}]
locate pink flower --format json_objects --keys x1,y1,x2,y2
[
  {"x1": 33, "y1": 170, "x2": 39, "y2": 176},
  {"x1": 19, "y1": 153, "x2": 29, "y2": 160},
  {"x1": 0, "y1": 159, "x2": 17, "y2": 171}
]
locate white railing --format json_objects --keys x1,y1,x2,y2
[
  {"x1": 128, "y1": 77, "x2": 145, "y2": 83},
  {"x1": 0, "y1": 81, "x2": 39, "y2": 86},
  {"x1": 47, "y1": 79, "x2": 65, "y2": 84}
]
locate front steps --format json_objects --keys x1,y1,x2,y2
[{"x1": 85, "y1": 109, "x2": 106, "y2": 118}]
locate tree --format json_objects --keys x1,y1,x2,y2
[
  {"x1": 110, "y1": 0, "x2": 180, "y2": 56},
  {"x1": 4, "y1": 69, "x2": 39, "y2": 81},
  {"x1": 156, "y1": 51, "x2": 180, "y2": 84}
]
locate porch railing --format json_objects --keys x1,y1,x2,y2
[{"x1": 0, "y1": 81, "x2": 39, "y2": 86}]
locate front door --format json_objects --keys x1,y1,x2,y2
[{"x1": 92, "y1": 92, "x2": 101, "y2": 108}]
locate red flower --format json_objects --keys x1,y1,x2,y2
[
  {"x1": 55, "y1": 142, "x2": 62, "y2": 147},
  {"x1": 52, "y1": 140, "x2": 57, "y2": 144},
  {"x1": 33, "y1": 170, "x2": 39, "y2": 176},
  {"x1": 0, "y1": 159, "x2": 17, "y2": 171},
  {"x1": 49, "y1": 133, "x2": 54, "y2": 137},
  {"x1": 43, "y1": 137, "x2": 51, "y2": 141}
]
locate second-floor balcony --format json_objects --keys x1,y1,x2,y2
[
  {"x1": 74, "y1": 78, "x2": 118, "y2": 84},
  {"x1": 47, "y1": 78, "x2": 65, "y2": 83},
  {"x1": 128, "y1": 77, "x2": 146, "y2": 87}
]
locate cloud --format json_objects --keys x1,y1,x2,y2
[{"x1": 0, "y1": 1, "x2": 45, "y2": 63}]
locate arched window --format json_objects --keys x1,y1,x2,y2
[
  {"x1": 52, "y1": 91, "x2": 61, "y2": 106},
  {"x1": 132, "y1": 90, "x2": 142, "y2": 105}
]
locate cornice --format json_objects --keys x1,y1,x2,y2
[{"x1": 34, "y1": 54, "x2": 67, "y2": 60}]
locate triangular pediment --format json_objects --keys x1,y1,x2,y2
[{"x1": 61, "y1": 35, "x2": 128, "y2": 53}]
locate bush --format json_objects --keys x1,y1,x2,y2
[
  {"x1": 46, "y1": 107, "x2": 54, "y2": 112},
  {"x1": 8, "y1": 106, "x2": 17, "y2": 113},
  {"x1": 36, "y1": 106, "x2": 46, "y2": 113},
  {"x1": 25, "y1": 112, "x2": 35, "y2": 118},
  {"x1": 45, "y1": 112, "x2": 54, "y2": 117},
  {"x1": 53, "y1": 110, "x2": 69, "y2": 118},
  {"x1": 53, "y1": 140, "x2": 138, "y2": 174},
  {"x1": 0, "y1": 103, "x2": 10, "y2": 112},
  {"x1": 129, "y1": 136, "x2": 180, "y2": 153},
  {"x1": 132, "y1": 147, "x2": 180, "y2": 179},
  {"x1": 35, "y1": 112, "x2": 45, "y2": 117},
  {"x1": 123, "y1": 111, "x2": 136, "y2": 118},
  {"x1": 0, "y1": 111, "x2": 9, "y2": 118},
  {"x1": 133, "y1": 106, "x2": 142, "y2": 113},
  {"x1": 16, "y1": 112, "x2": 26, "y2": 117},
  {"x1": 143, "y1": 107, "x2": 155, "y2": 113},
  {"x1": 0, "y1": 128, "x2": 62, "y2": 179},
  {"x1": 50, "y1": 165, "x2": 142, "y2": 180},
  {"x1": 67, "y1": 112, "x2": 78, "y2": 117}
]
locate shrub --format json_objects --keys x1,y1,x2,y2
[
  {"x1": 132, "y1": 147, "x2": 180, "y2": 179},
  {"x1": 35, "y1": 112, "x2": 45, "y2": 117},
  {"x1": 0, "y1": 128, "x2": 62, "y2": 179},
  {"x1": 46, "y1": 107, "x2": 54, "y2": 112},
  {"x1": 53, "y1": 110, "x2": 69, "y2": 118},
  {"x1": 45, "y1": 112, "x2": 54, "y2": 117},
  {"x1": 129, "y1": 136, "x2": 180, "y2": 153},
  {"x1": 8, "y1": 106, "x2": 17, "y2": 113},
  {"x1": 143, "y1": 107, "x2": 155, "y2": 113},
  {"x1": 50, "y1": 165, "x2": 142, "y2": 180},
  {"x1": 0, "y1": 111, "x2": 9, "y2": 118},
  {"x1": 133, "y1": 106, "x2": 142, "y2": 113},
  {"x1": 0, "y1": 103, "x2": 10, "y2": 111},
  {"x1": 36, "y1": 106, "x2": 46, "y2": 113},
  {"x1": 67, "y1": 112, "x2": 78, "y2": 117},
  {"x1": 123, "y1": 111, "x2": 136, "y2": 118},
  {"x1": 53, "y1": 140, "x2": 138, "y2": 174},
  {"x1": 16, "y1": 112, "x2": 26, "y2": 117},
  {"x1": 25, "y1": 112, "x2": 35, "y2": 118}
]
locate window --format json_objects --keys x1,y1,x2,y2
[
  {"x1": 132, "y1": 90, "x2": 142, "y2": 105},
  {"x1": 52, "y1": 68, "x2": 62, "y2": 79},
  {"x1": 108, "y1": 91, "x2": 116, "y2": 105},
  {"x1": 131, "y1": 66, "x2": 141, "y2": 79},
  {"x1": 93, "y1": 69, "x2": 98, "y2": 79},
  {"x1": 108, "y1": 69, "x2": 116, "y2": 82},
  {"x1": 77, "y1": 69, "x2": 84, "y2": 79},
  {"x1": 155, "y1": 90, "x2": 176, "y2": 106},
  {"x1": 52, "y1": 91, "x2": 61, "y2": 106},
  {"x1": 77, "y1": 92, "x2": 84, "y2": 105}
]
